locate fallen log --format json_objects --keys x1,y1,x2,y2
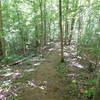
[{"x1": 1, "y1": 54, "x2": 35, "y2": 68}]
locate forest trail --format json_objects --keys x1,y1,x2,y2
[
  {"x1": 17, "y1": 43, "x2": 67, "y2": 100},
  {"x1": 0, "y1": 0, "x2": 99, "y2": 99},
  {"x1": 0, "y1": 43, "x2": 94, "y2": 100}
]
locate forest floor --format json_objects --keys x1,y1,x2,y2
[
  {"x1": 16, "y1": 43, "x2": 66, "y2": 100},
  {"x1": 0, "y1": 42, "x2": 97, "y2": 100}
]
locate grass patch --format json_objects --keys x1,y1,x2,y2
[
  {"x1": 56, "y1": 61, "x2": 67, "y2": 81},
  {"x1": 15, "y1": 70, "x2": 37, "y2": 83}
]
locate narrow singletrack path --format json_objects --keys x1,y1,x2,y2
[{"x1": 18, "y1": 45, "x2": 66, "y2": 100}]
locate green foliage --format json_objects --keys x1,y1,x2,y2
[
  {"x1": 1, "y1": 55, "x2": 24, "y2": 64},
  {"x1": 84, "y1": 88, "x2": 96, "y2": 98},
  {"x1": 84, "y1": 80, "x2": 96, "y2": 86},
  {"x1": 77, "y1": 2, "x2": 100, "y2": 63},
  {"x1": 56, "y1": 62, "x2": 67, "y2": 81},
  {"x1": 64, "y1": 82, "x2": 78, "y2": 99},
  {"x1": 0, "y1": 0, "x2": 99, "y2": 66},
  {"x1": 0, "y1": 0, "x2": 99, "y2": 100}
]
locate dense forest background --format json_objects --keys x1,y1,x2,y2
[
  {"x1": 0, "y1": 0, "x2": 100, "y2": 100},
  {"x1": 0, "y1": 0, "x2": 99, "y2": 64}
]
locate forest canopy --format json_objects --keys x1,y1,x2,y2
[{"x1": 0, "y1": 0, "x2": 99, "y2": 64}]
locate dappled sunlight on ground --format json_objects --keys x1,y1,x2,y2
[
  {"x1": 63, "y1": 45, "x2": 84, "y2": 69},
  {"x1": 0, "y1": 42, "x2": 96, "y2": 100}
]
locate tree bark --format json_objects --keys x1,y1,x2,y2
[
  {"x1": 59, "y1": 0, "x2": 64, "y2": 62},
  {"x1": 68, "y1": 15, "x2": 75, "y2": 45},
  {"x1": 39, "y1": 0, "x2": 44, "y2": 57},
  {"x1": 0, "y1": 0, "x2": 4, "y2": 58},
  {"x1": 43, "y1": 0, "x2": 47, "y2": 45},
  {"x1": 64, "y1": 0, "x2": 69, "y2": 45}
]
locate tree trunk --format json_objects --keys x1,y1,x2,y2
[
  {"x1": 39, "y1": 0, "x2": 44, "y2": 57},
  {"x1": 68, "y1": 15, "x2": 75, "y2": 45},
  {"x1": 0, "y1": 39, "x2": 3, "y2": 57},
  {"x1": 64, "y1": 0, "x2": 69, "y2": 45},
  {"x1": 0, "y1": 0, "x2": 4, "y2": 58},
  {"x1": 65, "y1": 18, "x2": 68, "y2": 45},
  {"x1": 43, "y1": 0, "x2": 47, "y2": 45},
  {"x1": 14, "y1": 1, "x2": 26, "y2": 54},
  {"x1": 59, "y1": 0, "x2": 64, "y2": 62},
  {"x1": 35, "y1": 25, "x2": 39, "y2": 48}
]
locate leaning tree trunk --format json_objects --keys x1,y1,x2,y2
[{"x1": 59, "y1": 0, "x2": 64, "y2": 62}]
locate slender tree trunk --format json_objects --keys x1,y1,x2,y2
[
  {"x1": 16, "y1": 11, "x2": 25, "y2": 54},
  {"x1": 0, "y1": 0, "x2": 3, "y2": 32},
  {"x1": 64, "y1": 0, "x2": 69, "y2": 45},
  {"x1": 48, "y1": 19, "x2": 51, "y2": 42},
  {"x1": 59, "y1": 0, "x2": 64, "y2": 62},
  {"x1": 68, "y1": 15, "x2": 75, "y2": 45},
  {"x1": 43, "y1": 0, "x2": 47, "y2": 45},
  {"x1": 14, "y1": 1, "x2": 26, "y2": 54},
  {"x1": 65, "y1": 19, "x2": 68, "y2": 45},
  {"x1": 0, "y1": 39, "x2": 3, "y2": 57},
  {"x1": 35, "y1": 25, "x2": 38, "y2": 47},
  {"x1": 39, "y1": 0, "x2": 44, "y2": 57},
  {"x1": 0, "y1": 0, "x2": 4, "y2": 58},
  {"x1": 34, "y1": 25, "x2": 39, "y2": 55}
]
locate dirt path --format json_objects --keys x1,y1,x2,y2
[
  {"x1": 17, "y1": 45, "x2": 66, "y2": 100},
  {"x1": 0, "y1": 43, "x2": 97, "y2": 100}
]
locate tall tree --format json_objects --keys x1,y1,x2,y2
[
  {"x1": 68, "y1": 14, "x2": 76, "y2": 45},
  {"x1": 14, "y1": 0, "x2": 26, "y2": 54},
  {"x1": 39, "y1": 0, "x2": 44, "y2": 56},
  {"x1": 64, "y1": 0, "x2": 69, "y2": 45},
  {"x1": 43, "y1": 0, "x2": 47, "y2": 45},
  {"x1": 59, "y1": 0, "x2": 64, "y2": 62},
  {"x1": 0, "y1": 0, "x2": 3, "y2": 58}
]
